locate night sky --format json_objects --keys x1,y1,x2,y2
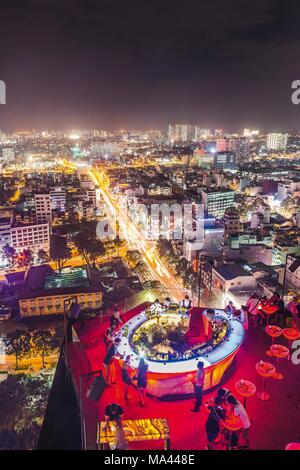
[{"x1": 1, "y1": 0, "x2": 300, "y2": 132}]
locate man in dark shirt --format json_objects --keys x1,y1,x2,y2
[
  {"x1": 103, "y1": 337, "x2": 121, "y2": 385},
  {"x1": 104, "y1": 403, "x2": 123, "y2": 429},
  {"x1": 105, "y1": 403, "x2": 123, "y2": 422}
]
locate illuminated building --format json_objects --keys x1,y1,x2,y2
[
  {"x1": 50, "y1": 188, "x2": 66, "y2": 212},
  {"x1": 183, "y1": 218, "x2": 224, "y2": 262},
  {"x1": 19, "y1": 265, "x2": 102, "y2": 317},
  {"x1": 286, "y1": 254, "x2": 300, "y2": 290},
  {"x1": 243, "y1": 128, "x2": 259, "y2": 138},
  {"x1": 213, "y1": 151, "x2": 236, "y2": 170},
  {"x1": 202, "y1": 189, "x2": 235, "y2": 217},
  {"x1": 212, "y1": 263, "x2": 257, "y2": 296},
  {"x1": 272, "y1": 242, "x2": 300, "y2": 265},
  {"x1": 168, "y1": 124, "x2": 195, "y2": 141},
  {"x1": 216, "y1": 138, "x2": 228, "y2": 152},
  {"x1": 223, "y1": 209, "x2": 241, "y2": 237},
  {"x1": 35, "y1": 194, "x2": 52, "y2": 224},
  {"x1": 0, "y1": 217, "x2": 12, "y2": 247},
  {"x1": 10, "y1": 222, "x2": 50, "y2": 252},
  {"x1": 266, "y1": 133, "x2": 288, "y2": 150},
  {"x1": 2, "y1": 147, "x2": 15, "y2": 162}
]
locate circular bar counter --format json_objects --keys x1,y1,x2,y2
[{"x1": 117, "y1": 307, "x2": 245, "y2": 398}]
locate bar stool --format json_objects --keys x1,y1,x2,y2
[
  {"x1": 255, "y1": 360, "x2": 275, "y2": 401},
  {"x1": 235, "y1": 379, "x2": 256, "y2": 409},
  {"x1": 270, "y1": 344, "x2": 289, "y2": 380},
  {"x1": 265, "y1": 325, "x2": 282, "y2": 357},
  {"x1": 221, "y1": 416, "x2": 242, "y2": 450},
  {"x1": 285, "y1": 442, "x2": 300, "y2": 450},
  {"x1": 261, "y1": 305, "x2": 278, "y2": 325},
  {"x1": 282, "y1": 328, "x2": 300, "y2": 359}
]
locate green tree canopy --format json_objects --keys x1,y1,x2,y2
[
  {"x1": 50, "y1": 235, "x2": 71, "y2": 272},
  {"x1": 4, "y1": 330, "x2": 31, "y2": 369}
]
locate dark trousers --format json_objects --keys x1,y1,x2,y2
[{"x1": 194, "y1": 385, "x2": 203, "y2": 410}]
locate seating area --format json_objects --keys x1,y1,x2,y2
[{"x1": 67, "y1": 300, "x2": 300, "y2": 450}]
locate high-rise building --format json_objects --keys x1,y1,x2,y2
[
  {"x1": 216, "y1": 138, "x2": 229, "y2": 152},
  {"x1": 214, "y1": 152, "x2": 237, "y2": 170},
  {"x1": 168, "y1": 124, "x2": 195, "y2": 142},
  {"x1": 35, "y1": 194, "x2": 52, "y2": 224},
  {"x1": 50, "y1": 188, "x2": 66, "y2": 212},
  {"x1": 202, "y1": 189, "x2": 235, "y2": 217},
  {"x1": 266, "y1": 133, "x2": 288, "y2": 150},
  {"x1": 181, "y1": 124, "x2": 195, "y2": 141},
  {"x1": 194, "y1": 128, "x2": 211, "y2": 141},
  {"x1": 0, "y1": 217, "x2": 12, "y2": 247},
  {"x1": 10, "y1": 222, "x2": 50, "y2": 252},
  {"x1": 243, "y1": 129, "x2": 259, "y2": 138},
  {"x1": 2, "y1": 147, "x2": 15, "y2": 162}
]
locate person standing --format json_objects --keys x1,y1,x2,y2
[
  {"x1": 103, "y1": 337, "x2": 122, "y2": 385},
  {"x1": 227, "y1": 395, "x2": 251, "y2": 449},
  {"x1": 224, "y1": 301, "x2": 236, "y2": 315},
  {"x1": 121, "y1": 355, "x2": 134, "y2": 401},
  {"x1": 104, "y1": 324, "x2": 116, "y2": 350},
  {"x1": 135, "y1": 357, "x2": 148, "y2": 406},
  {"x1": 191, "y1": 361, "x2": 205, "y2": 412},
  {"x1": 104, "y1": 403, "x2": 123, "y2": 428},
  {"x1": 205, "y1": 397, "x2": 226, "y2": 449},
  {"x1": 287, "y1": 297, "x2": 299, "y2": 329},
  {"x1": 246, "y1": 293, "x2": 260, "y2": 327},
  {"x1": 216, "y1": 387, "x2": 236, "y2": 405},
  {"x1": 180, "y1": 294, "x2": 192, "y2": 309},
  {"x1": 240, "y1": 305, "x2": 249, "y2": 330},
  {"x1": 110, "y1": 305, "x2": 123, "y2": 328}
]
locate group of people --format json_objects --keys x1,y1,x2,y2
[
  {"x1": 204, "y1": 388, "x2": 251, "y2": 450},
  {"x1": 224, "y1": 293, "x2": 300, "y2": 331},
  {"x1": 100, "y1": 294, "x2": 299, "y2": 451},
  {"x1": 103, "y1": 305, "x2": 149, "y2": 406}
]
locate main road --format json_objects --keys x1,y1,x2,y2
[{"x1": 87, "y1": 166, "x2": 186, "y2": 302}]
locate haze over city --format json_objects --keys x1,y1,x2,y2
[{"x1": 1, "y1": 0, "x2": 300, "y2": 131}]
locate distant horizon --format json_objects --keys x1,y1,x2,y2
[
  {"x1": 1, "y1": 1, "x2": 300, "y2": 133},
  {"x1": 0, "y1": 125, "x2": 297, "y2": 135}
]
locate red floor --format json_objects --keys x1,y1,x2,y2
[{"x1": 71, "y1": 305, "x2": 300, "y2": 450}]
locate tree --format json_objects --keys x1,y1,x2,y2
[
  {"x1": 0, "y1": 429, "x2": 20, "y2": 450},
  {"x1": 126, "y1": 250, "x2": 143, "y2": 265},
  {"x1": 113, "y1": 235, "x2": 124, "y2": 256},
  {"x1": 142, "y1": 280, "x2": 162, "y2": 290},
  {"x1": 31, "y1": 330, "x2": 54, "y2": 368},
  {"x1": 72, "y1": 222, "x2": 105, "y2": 268},
  {"x1": 1, "y1": 244, "x2": 16, "y2": 267},
  {"x1": 37, "y1": 249, "x2": 49, "y2": 264},
  {"x1": 134, "y1": 260, "x2": 149, "y2": 276},
  {"x1": 16, "y1": 249, "x2": 33, "y2": 268},
  {"x1": 0, "y1": 374, "x2": 50, "y2": 449},
  {"x1": 50, "y1": 235, "x2": 71, "y2": 273},
  {"x1": 4, "y1": 330, "x2": 32, "y2": 369}
]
